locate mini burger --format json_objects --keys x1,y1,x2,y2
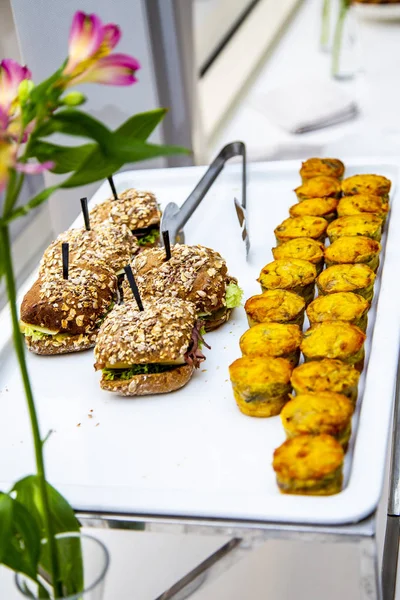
[
  {"x1": 20, "y1": 264, "x2": 117, "y2": 355},
  {"x1": 94, "y1": 298, "x2": 210, "y2": 396},
  {"x1": 89, "y1": 188, "x2": 161, "y2": 247},
  {"x1": 122, "y1": 244, "x2": 243, "y2": 332},
  {"x1": 40, "y1": 222, "x2": 139, "y2": 275}
]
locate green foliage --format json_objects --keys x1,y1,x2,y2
[
  {"x1": 13, "y1": 476, "x2": 83, "y2": 596},
  {"x1": 103, "y1": 363, "x2": 177, "y2": 381},
  {"x1": 136, "y1": 229, "x2": 160, "y2": 246}
]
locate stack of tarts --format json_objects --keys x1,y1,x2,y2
[{"x1": 229, "y1": 158, "x2": 391, "y2": 497}]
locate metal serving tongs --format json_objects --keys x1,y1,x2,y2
[{"x1": 160, "y1": 141, "x2": 249, "y2": 257}]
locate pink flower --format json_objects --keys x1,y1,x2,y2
[
  {"x1": 0, "y1": 59, "x2": 31, "y2": 132},
  {"x1": 0, "y1": 137, "x2": 53, "y2": 192},
  {"x1": 63, "y1": 11, "x2": 139, "y2": 86},
  {"x1": 15, "y1": 160, "x2": 54, "y2": 175}
]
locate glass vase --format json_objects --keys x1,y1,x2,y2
[
  {"x1": 331, "y1": 1, "x2": 358, "y2": 80},
  {"x1": 15, "y1": 532, "x2": 110, "y2": 600}
]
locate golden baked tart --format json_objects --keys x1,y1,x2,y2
[
  {"x1": 327, "y1": 215, "x2": 383, "y2": 243},
  {"x1": 244, "y1": 290, "x2": 306, "y2": 328},
  {"x1": 272, "y1": 434, "x2": 344, "y2": 495},
  {"x1": 272, "y1": 238, "x2": 324, "y2": 275},
  {"x1": 325, "y1": 236, "x2": 381, "y2": 273},
  {"x1": 337, "y1": 194, "x2": 389, "y2": 224},
  {"x1": 289, "y1": 197, "x2": 338, "y2": 222},
  {"x1": 342, "y1": 174, "x2": 391, "y2": 198},
  {"x1": 300, "y1": 158, "x2": 345, "y2": 182},
  {"x1": 307, "y1": 292, "x2": 369, "y2": 332},
  {"x1": 258, "y1": 259, "x2": 317, "y2": 305},
  {"x1": 317, "y1": 264, "x2": 375, "y2": 302},
  {"x1": 291, "y1": 359, "x2": 360, "y2": 404},
  {"x1": 301, "y1": 322, "x2": 366, "y2": 372},
  {"x1": 239, "y1": 322, "x2": 302, "y2": 367},
  {"x1": 294, "y1": 176, "x2": 342, "y2": 201},
  {"x1": 280, "y1": 392, "x2": 354, "y2": 450},
  {"x1": 274, "y1": 216, "x2": 328, "y2": 245},
  {"x1": 229, "y1": 356, "x2": 292, "y2": 418}
]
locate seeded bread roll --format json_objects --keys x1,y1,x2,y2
[
  {"x1": 94, "y1": 298, "x2": 203, "y2": 396},
  {"x1": 20, "y1": 264, "x2": 117, "y2": 354},
  {"x1": 89, "y1": 188, "x2": 161, "y2": 236},
  {"x1": 40, "y1": 223, "x2": 139, "y2": 275},
  {"x1": 122, "y1": 244, "x2": 239, "y2": 331}
]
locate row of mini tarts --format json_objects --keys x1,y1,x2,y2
[
  {"x1": 286, "y1": 194, "x2": 389, "y2": 226},
  {"x1": 274, "y1": 214, "x2": 383, "y2": 246},
  {"x1": 257, "y1": 260, "x2": 376, "y2": 306},
  {"x1": 245, "y1": 290, "x2": 370, "y2": 332},
  {"x1": 294, "y1": 173, "x2": 391, "y2": 201}
]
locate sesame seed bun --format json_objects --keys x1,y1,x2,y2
[
  {"x1": 122, "y1": 244, "x2": 230, "y2": 317},
  {"x1": 94, "y1": 298, "x2": 198, "y2": 369},
  {"x1": 89, "y1": 189, "x2": 161, "y2": 231},
  {"x1": 100, "y1": 364, "x2": 194, "y2": 396},
  {"x1": 21, "y1": 265, "x2": 117, "y2": 343},
  {"x1": 40, "y1": 223, "x2": 139, "y2": 275}
]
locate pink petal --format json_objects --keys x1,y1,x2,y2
[
  {"x1": 102, "y1": 24, "x2": 121, "y2": 51},
  {"x1": 64, "y1": 11, "x2": 104, "y2": 75},
  {"x1": 15, "y1": 160, "x2": 54, "y2": 175},
  {"x1": 0, "y1": 59, "x2": 31, "y2": 112},
  {"x1": 69, "y1": 53, "x2": 140, "y2": 86}
]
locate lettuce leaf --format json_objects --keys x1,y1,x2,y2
[
  {"x1": 20, "y1": 326, "x2": 52, "y2": 342},
  {"x1": 102, "y1": 363, "x2": 178, "y2": 381},
  {"x1": 225, "y1": 282, "x2": 243, "y2": 309},
  {"x1": 136, "y1": 229, "x2": 160, "y2": 247}
]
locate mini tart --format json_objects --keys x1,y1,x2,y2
[
  {"x1": 337, "y1": 194, "x2": 389, "y2": 224},
  {"x1": 280, "y1": 392, "x2": 354, "y2": 450},
  {"x1": 342, "y1": 174, "x2": 391, "y2": 197},
  {"x1": 327, "y1": 215, "x2": 383, "y2": 243},
  {"x1": 274, "y1": 216, "x2": 328, "y2": 245},
  {"x1": 317, "y1": 264, "x2": 375, "y2": 302},
  {"x1": 301, "y1": 322, "x2": 366, "y2": 372},
  {"x1": 289, "y1": 197, "x2": 338, "y2": 222},
  {"x1": 291, "y1": 359, "x2": 360, "y2": 404},
  {"x1": 258, "y1": 259, "x2": 317, "y2": 305},
  {"x1": 239, "y1": 322, "x2": 302, "y2": 367},
  {"x1": 272, "y1": 238, "x2": 324, "y2": 275},
  {"x1": 244, "y1": 290, "x2": 305, "y2": 328},
  {"x1": 294, "y1": 176, "x2": 342, "y2": 201},
  {"x1": 300, "y1": 158, "x2": 345, "y2": 182},
  {"x1": 272, "y1": 434, "x2": 344, "y2": 495},
  {"x1": 324, "y1": 236, "x2": 381, "y2": 273},
  {"x1": 229, "y1": 356, "x2": 292, "y2": 418},
  {"x1": 307, "y1": 292, "x2": 369, "y2": 332}
]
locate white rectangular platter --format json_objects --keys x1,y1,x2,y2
[{"x1": 0, "y1": 158, "x2": 399, "y2": 525}]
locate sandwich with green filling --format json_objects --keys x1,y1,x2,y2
[
  {"x1": 89, "y1": 188, "x2": 161, "y2": 248},
  {"x1": 94, "y1": 298, "x2": 210, "y2": 395},
  {"x1": 20, "y1": 263, "x2": 117, "y2": 355},
  {"x1": 122, "y1": 244, "x2": 243, "y2": 331}
]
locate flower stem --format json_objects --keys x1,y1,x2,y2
[
  {"x1": 320, "y1": 0, "x2": 331, "y2": 50},
  {"x1": 332, "y1": 1, "x2": 349, "y2": 78},
  {"x1": 0, "y1": 225, "x2": 62, "y2": 598}
]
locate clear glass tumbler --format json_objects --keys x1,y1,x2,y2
[{"x1": 15, "y1": 532, "x2": 110, "y2": 600}]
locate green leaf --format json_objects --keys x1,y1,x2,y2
[
  {"x1": 28, "y1": 141, "x2": 94, "y2": 174},
  {"x1": 0, "y1": 493, "x2": 42, "y2": 581},
  {"x1": 0, "y1": 493, "x2": 13, "y2": 562},
  {"x1": 117, "y1": 108, "x2": 167, "y2": 140},
  {"x1": 4, "y1": 185, "x2": 60, "y2": 224},
  {"x1": 13, "y1": 476, "x2": 83, "y2": 596},
  {"x1": 33, "y1": 110, "x2": 114, "y2": 155},
  {"x1": 61, "y1": 138, "x2": 189, "y2": 188}
]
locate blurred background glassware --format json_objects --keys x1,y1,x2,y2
[
  {"x1": 15, "y1": 533, "x2": 110, "y2": 600},
  {"x1": 331, "y1": 0, "x2": 359, "y2": 79}
]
